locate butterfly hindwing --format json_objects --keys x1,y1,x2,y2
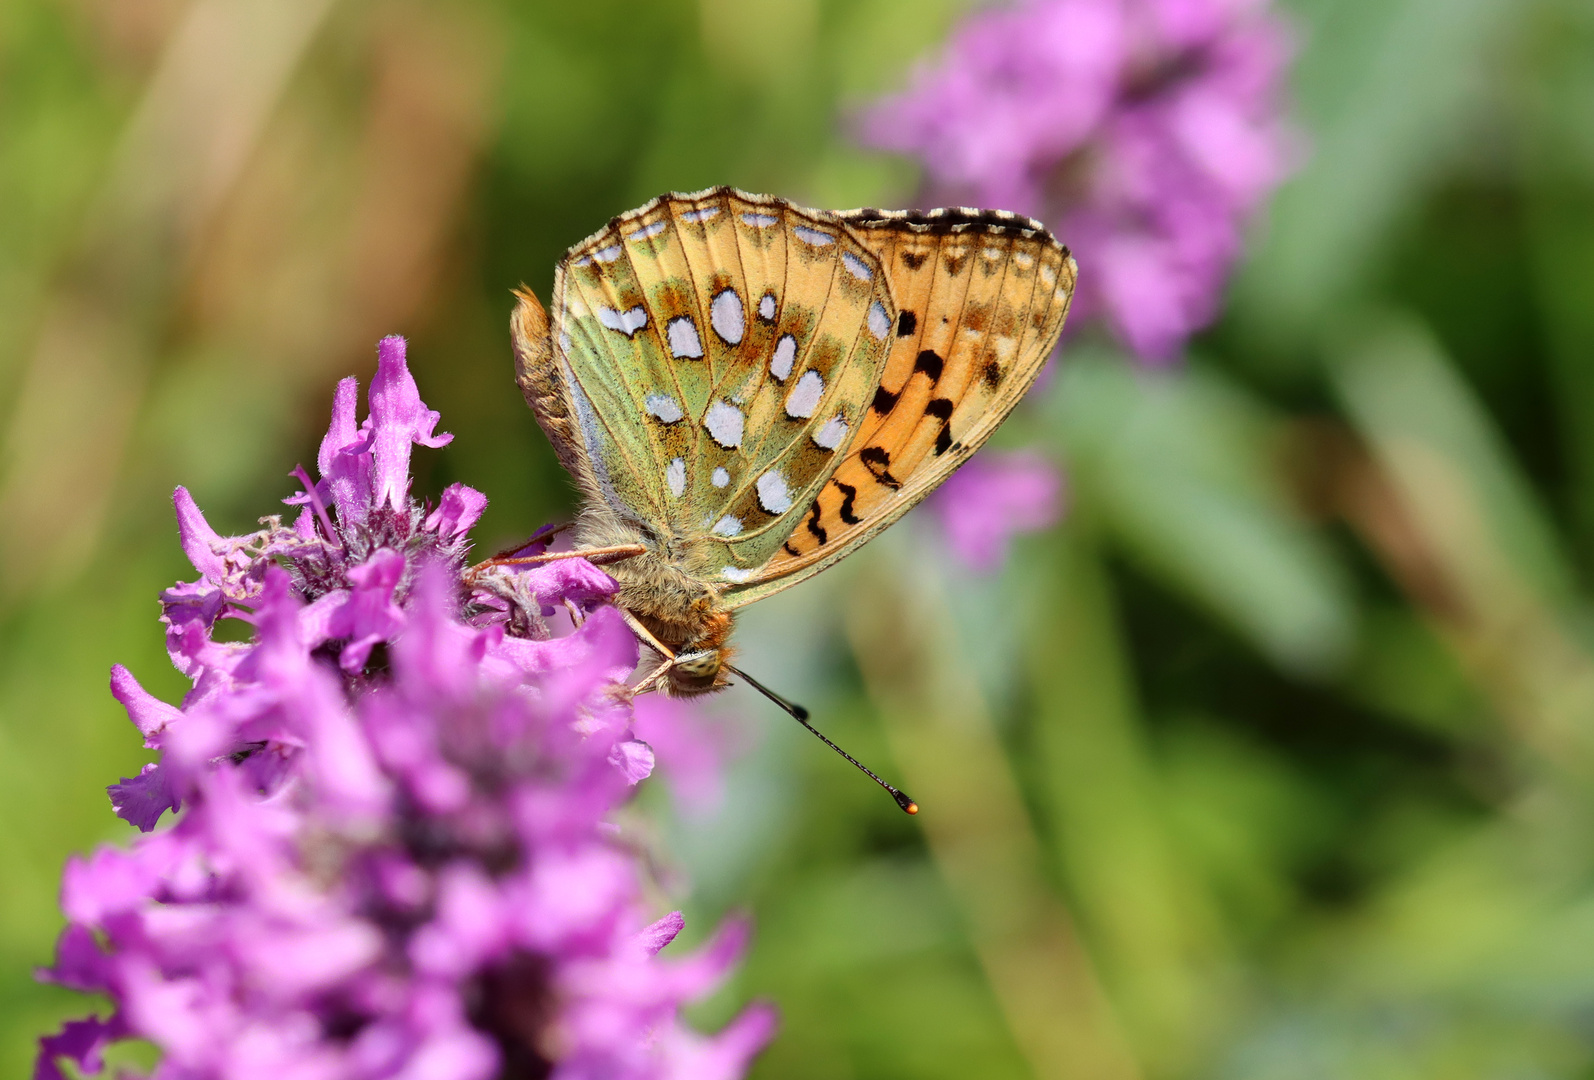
[
  {"x1": 551, "y1": 188, "x2": 897, "y2": 586},
  {"x1": 720, "y1": 207, "x2": 1076, "y2": 606}
]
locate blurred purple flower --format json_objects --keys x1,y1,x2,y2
[
  {"x1": 860, "y1": 0, "x2": 1295, "y2": 362},
  {"x1": 632, "y1": 697, "x2": 740, "y2": 818},
  {"x1": 37, "y1": 337, "x2": 774, "y2": 1080},
  {"x1": 933, "y1": 451, "x2": 1065, "y2": 572}
]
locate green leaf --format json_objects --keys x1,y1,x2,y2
[{"x1": 1050, "y1": 349, "x2": 1357, "y2": 677}]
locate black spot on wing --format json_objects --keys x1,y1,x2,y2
[
  {"x1": 860, "y1": 446, "x2": 902, "y2": 490},
  {"x1": 900, "y1": 250, "x2": 927, "y2": 270},
  {"x1": 914, "y1": 350, "x2": 944, "y2": 381},
  {"x1": 805, "y1": 502, "x2": 828, "y2": 545},
  {"x1": 927, "y1": 398, "x2": 955, "y2": 456},
  {"x1": 871, "y1": 386, "x2": 900, "y2": 414},
  {"x1": 783, "y1": 542, "x2": 801, "y2": 557},
  {"x1": 982, "y1": 360, "x2": 1003, "y2": 389},
  {"x1": 833, "y1": 479, "x2": 861, "y2": 524},
  {"x1": 897, "y1": 311, "x2": 917, "y2": 337}
]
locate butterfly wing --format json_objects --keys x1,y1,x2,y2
[
  {"x1": 720, "y1": 207, "x2": 1076, "y2": 607},
  {"x1": 540, "y1": 187, "x2": 896, "y2": 586}
]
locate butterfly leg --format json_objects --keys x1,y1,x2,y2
[
  {"x1": 483, "y1": 521, "x2": 571, "y2": 562},
  {"x1": 476, "y1": 543, "x2": 646, "y2": 571},
  {"x1": 619, "y1": 609, "x2": 677, "y2": 661},
  {"x1": 616, "y1": 608, "x2": 682, "y2": 695},
  {"x1": 631, "y1": 657, "x2": 674, "y2": 696}
]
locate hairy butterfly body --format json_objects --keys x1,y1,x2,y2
[{"x1": 511, "y1": 186, "x2": 1076, "y2": 698}]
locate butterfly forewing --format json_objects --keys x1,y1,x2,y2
[
  {"x1": 721, "y1": 207, "x2": 1076, "y2": 606},
  {"x1": 551, "y1": 188, "x2": 896, "y2": 586}
]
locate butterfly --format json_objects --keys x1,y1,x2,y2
[{"x1": 507, "y1": 187, "x2": 1074, "y2": 807}]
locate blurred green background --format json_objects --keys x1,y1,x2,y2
[{"x1": 5, "y1": 0, "x2": 1594, "y2": 1076}]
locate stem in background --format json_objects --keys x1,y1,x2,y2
[
  {"x1": 846, "y1": 552, "x2": 1142, "y2": 1080},
  {"x1": 1026, "y1": 525, "x2": 1226, "y2": 1072}
]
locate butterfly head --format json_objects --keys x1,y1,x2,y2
[{"x1": 665, "y1": 648, "x2": 733, "y2": 695}]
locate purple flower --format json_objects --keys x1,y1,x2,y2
[
  {"x1": 631, "y1": 697, "x2": 740, "y2": 818},
  {"x1": 37, "y1": 337, "x2": 774, "y2": 1080},
  {"x1": 859, "y1": 0, "x2": 1295, "y2": 362},
  {"x1": 932, "y1": 451, "x2": 1065, "y2": 572}
]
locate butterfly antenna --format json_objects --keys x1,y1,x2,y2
[{"x1": 727, "y1": 664, "x2": 919, "y2": 815}]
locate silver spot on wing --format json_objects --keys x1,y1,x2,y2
[
  {"x1": 785, "y1": 370, "x2": 824, "y2": 419},
  {"x1": 710, "y1": 289, "x2": 745, "y2": 345},
  {"x1": 597, "y1": 305, "x2": 648, "y2": 337},
  {"x1": 666, "y1": 316, "x2": 703, "y2": 358},
  {"x1": 704, "y1": 400, "x2": 745, "y2": 448},
  {"x1": 756, "y1": 470, "x2": 793, "y2": 514},
  {"x1": 812, "y1": 414, "x2": 848, "y2": 451},
  {"x1": 867, "y1": 301, "x2": 890, "y2": 340},
  {"x1": 770, "y1": 334, "x2": 797, "y2": 381},
  {"x1": 645, "y1": 394, "x2": 684, "y2": 423}
]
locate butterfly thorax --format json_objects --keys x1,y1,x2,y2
[{"x1": 573, "y1": 506, "x2": 736, "y2": 696}]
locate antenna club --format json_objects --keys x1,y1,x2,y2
[
  {"x1": 893, "y1": 791, "x2": 919, "y2": 815},
  {"x1": 792, "y1": 705, "x2": 810, "y2": 721}
]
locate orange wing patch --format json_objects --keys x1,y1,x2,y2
[{"x1": 736, "y1": 208, "x2": 1075, "y2": 596}]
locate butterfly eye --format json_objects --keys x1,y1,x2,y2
[{"x1": 672, "y1": 651, "x2": 720, "y2": 679}]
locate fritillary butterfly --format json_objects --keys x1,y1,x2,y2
[{"x1": 507, "y1": 187, "x2": 1076, "y2": 808}]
